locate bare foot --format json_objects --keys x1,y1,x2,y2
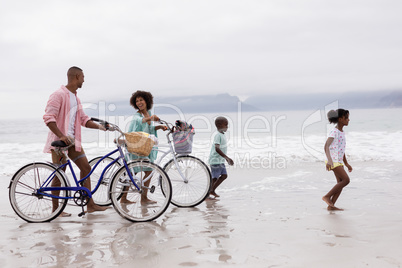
[
  {"x1": 210, "y1": 191, "x2": 220, "y2": 198},
  {"x1": 322, "y1": 196, "x2": 334, "y2": 207},
  {"x1": 141, "y1": 198, "x2": 157, "y2": 205},
  {"x1": 327, "y1": 206, "x2": 344, "y2": 211},
  {"x1": 59, "y1": 211, "x2": 72, "y2": 217},
  {"x1": 86, "y1": 205, "x2": 108, "y2": 213},
  {"x1": 206, "y1": 195, "x2": 219, "y2": 201},
  {"x1": 120, "y1": 199, "x2": 135, "y2": 204}
]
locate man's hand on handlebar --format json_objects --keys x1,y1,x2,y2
[
  {"x1": 98, "y1": 124, "x2": 107, "y2": 131},
  {"x1": 90, "y1": 117, "x2": 115, "y2": 132},
  {"x1": 97, "y1": 122, "x2": 116, "y2": 132},
  {"x1": 104, "y1": 124, "x2": 116, "y2": 131}
]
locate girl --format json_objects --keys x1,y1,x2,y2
[{"x1": 322, "y1": 109, "x2": 352, "y2": 211}]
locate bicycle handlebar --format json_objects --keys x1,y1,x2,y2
[
  {"x1": 90, "y1": 117, "x2": 178, "y2": 142},
  {"x1": 157, "y1": 120, "x2": 175, "y2": 133},
  {"x1": 91, "y1": 117, "x2": 110, "y2": 130},
  {"x1": 91, "y1": 117, "x2": 123, "y2": 134}
]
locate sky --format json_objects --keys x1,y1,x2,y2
[{"x1": 1, "y1": 0, "x2": 402, "y2": 119}]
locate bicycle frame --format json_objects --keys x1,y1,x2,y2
[
  {"x1": 125, "y1": 119, "x2": 195, "y2": 184},
  {"x1": 152, "y1": 135, "x2": 189, "y2": 183},
  {"x1": 38, "y1": 131, "x2": 147, "y2": 201},
  {"x1": 9, "y1": 117, "x2": 176, "y2": 223}
]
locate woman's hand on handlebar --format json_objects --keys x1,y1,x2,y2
[
  {"x1": 156, "y1": 125, "x2": 168, "y2": 131},
  {"x1": 157, "y1": 120, "x2": 172, "y2": 132}
]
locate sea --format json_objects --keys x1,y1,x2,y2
[{"x1": 1, "y1": 108, "x2": 402, "y2": 177}]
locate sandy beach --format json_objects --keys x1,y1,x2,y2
[{"x1": 1, "y1": 161, "x2": 401, "y2": 268}]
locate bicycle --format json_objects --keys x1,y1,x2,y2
[
  {"x1": 89, "y1": 119, "x2": 212, "y2": 208},
  {"x1": 155, "y1": 119, "x2": 212, "y2": 207},
  {"x1": 8, "y1": 119, "x2": 172, "y2": 223}
]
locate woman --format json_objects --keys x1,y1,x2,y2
[{"x1": 122, "y1": 90, "x2": 167, "y2": 204}]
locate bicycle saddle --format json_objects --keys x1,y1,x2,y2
[{"x1": 51, "y1": 140, "x2": 69, "y2": 148}]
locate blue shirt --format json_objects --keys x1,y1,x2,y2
[
  {"x1": 209, "y1": 132, "x2": 227, "y2": 165},
  {"x1": 127, "y1": 111, "x2": 158, "y2": 162}
]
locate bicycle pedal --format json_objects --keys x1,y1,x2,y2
[
  {"x1": 119, "y1": 178, "x2": 131, "y2": 184},
  {"x1": 78, "y1": 212, "x2": 86, "y2": 217}
]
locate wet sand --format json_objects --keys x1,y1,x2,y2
[{"x1": 1, "y1": 161, "x2": 402, "y2": 267}]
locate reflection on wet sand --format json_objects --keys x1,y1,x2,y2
[
  {"x1": 2, "y1": 197, "x2": 236, "y2": 267},
  {"x1": 160, "y1": 199, "x2": 233, "y2": 266},
  {"x1": 108, "y1": 221, "x2": 167, "y2": 266},
  {"x1": 202, "y1": 199, "x2": 232, "y2": 263},
  {"x1": 3, "y1": 209, "x2": 168, "y2": 267}
]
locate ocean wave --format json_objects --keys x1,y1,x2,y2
[{"x1": 1, "y1": 131, "x2": 401, "y2": 177}]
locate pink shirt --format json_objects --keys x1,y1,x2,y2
[{"x1": 43, "y1": 85, "x2": 90, "y2": 153}]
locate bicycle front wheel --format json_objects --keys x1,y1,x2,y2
[
  {"x1": 89, "y1": 156, "x2": 121, "y2": 206},
  {"x1": 9, "y1": 162, "x2": 69, "y2": 223},
  {"x1": 163, "y1": 155, "x2": 212, "y2": 207},
  {"x1": 109, "y1": 161, "x2": 172, "y2": 222}
]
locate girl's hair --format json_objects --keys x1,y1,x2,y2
[
  {"x1": 130, "y1": 90, "x2": 154, "y2": 110},
  {"x1": 327, "y1": 109, "x2": 349, "y2": 124}
]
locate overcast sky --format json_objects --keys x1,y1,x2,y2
[{"x1": 1, "y1": 0, "x2": 402, "y2": 119}]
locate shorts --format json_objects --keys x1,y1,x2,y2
[
  {"x1": 210, "y1": 163, "x2": 227, "y2": 179},
  {"x1": 325, "y1": 161, "x2": 344, "y2": 170},
  {"x1": 51, "y1": 146, "x2": 86, "y2": 165}
]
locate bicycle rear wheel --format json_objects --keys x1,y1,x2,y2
[
  {"x1": 109, "y1": 160, "x2": 172, "y2": 222},
  {"x1": 9, "y1": 162, "x2": 68, "y2": 223},
  {"x1": 163, "y1": 155, "x2": 211, "y2": 207},
  {"x1": 89, "y1": 156, "x2": 121, "y2": 206}
]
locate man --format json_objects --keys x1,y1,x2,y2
[{"x1": 43, "y1": 66, "x2": 108, "y2": 215}]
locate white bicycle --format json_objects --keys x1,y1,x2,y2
[{"x1": 89, "y1": 119, "x2": 212, "y2": 208}]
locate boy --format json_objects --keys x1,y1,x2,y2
[{"x1": 208, "y1": 116, "x2": 234, "y2": 198}]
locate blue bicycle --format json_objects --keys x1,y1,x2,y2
[
  {"x1": 89, "y1": 119, "x2": 212, "y2": 208},
  {"x1": 8, "y1": 118, "x2": 172, "y2": 223}
]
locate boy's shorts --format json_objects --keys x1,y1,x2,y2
[{"x1": 210, "y1": 163, "x2": 227, "y2": 179}]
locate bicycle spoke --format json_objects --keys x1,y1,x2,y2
[
  {"x1": 109, "y1": 161, "x2": 171, "y2": 222},
  {"x1": 164, "y1": 156, "x2": 211, "y2": 207},
  {"x1": 9, "y1": 163, "x2": 68, "y2": 223}
]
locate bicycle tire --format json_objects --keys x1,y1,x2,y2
[
  {"x1": 9, "y1": 162, "x2": 69, "y2": 223},
  {"x1": 109, "y1": 160, "x2": 172, "y2": 222},
  {"x1": 89, "y1": 156, "x2": 121, "y2": 206},
  {"x1": 163, "y1": 155, "x2": 212, "y2": 207}
]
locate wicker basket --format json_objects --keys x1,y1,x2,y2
[{"x1": 125, "y1": 132, "x2": 155, "y2": 156}]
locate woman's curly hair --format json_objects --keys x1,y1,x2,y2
[{"x1": 130, "y1": 90, "x2": 154, "y2": 110}]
